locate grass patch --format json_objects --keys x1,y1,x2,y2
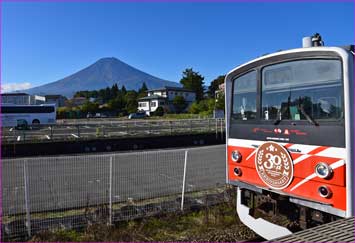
[{"x1": 29, "y1": 201, "x2": 256, "y2": 242}]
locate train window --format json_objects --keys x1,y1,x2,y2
[
  {"x1": 261, "y1": 59, "x2": 343, "y2": 122},
  {"x1": 232, "y1": 70, "x2": 257, "y2": 120}
]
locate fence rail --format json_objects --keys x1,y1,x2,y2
[
  {"x1": 2, "y1": 144, "x2": 226, "y2": 239},
  {"x1": 1, "y1": 118, "x2": 225, "y2": 144}
]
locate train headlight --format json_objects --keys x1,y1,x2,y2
[
  {"x1": 231, "y1": 150, "x2": 242, "y2": 162},
  {"x1": 315, "y1": 162, "x2": 333, "y2": 179},
  {"x1": 318, "y1": 185, "x2": 332, "y2": 198}
]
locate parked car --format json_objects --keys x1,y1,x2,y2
[
  {"x1": 15, "y1": 119, "x2": 29, "y2": 130},
  {"x1": 128, "y1": 112, "x2": 147, "y2": 119}
]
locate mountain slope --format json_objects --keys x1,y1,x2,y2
[{"x1": 23, "y1": 57, "x2": 180, "y2": 97}]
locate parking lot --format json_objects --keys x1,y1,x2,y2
[
  {"x1": 1, "y1": 118, "x2": 225, "y2": 143},
  {"x1": 2, "y1": 145, "x2": 225, "y2": 215}
]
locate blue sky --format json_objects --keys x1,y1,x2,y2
[{"x1": 1, "y1": 1, "x2": 354, "y2": 92}]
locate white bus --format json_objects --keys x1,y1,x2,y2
[{"x1": 1, "y1": 104, "x2": 56, "y2": 127}]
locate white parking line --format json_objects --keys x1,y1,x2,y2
[{"x1": 71, "y1": 134, "x2": 79, "y2": 138}]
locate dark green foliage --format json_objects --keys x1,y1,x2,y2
[
  {"x1": 153, "y1": 106, "x2": 164, "y2": 116},
  {"x1": 125, "y1": 91, "x2": 138, "y2": 114},
  {"x1": 216, "y1": 93, "x2": 225, "y2": 110},
  {"x1": 138, "y1": 82, "x2": 149, "y2": 98},
  {"x1": 68, "y1": 83, "x2": 140, "y2": 117},
  {"x1": 81, "y1": 101, "x2": 99, "y2": 114},
  {"x1": 67, "y1": 70, "x2": 226, "y2": 118},
  {"x1": 139, "y1": 82, "x2": 148, "y2": 93},
  {"x1": 73, "y1": 83, "x2": 120, "y2": 102},
  {"x1": 107, "y1": 94, "x2": 125, "y2": 111},
  {"x1": 208, "y1": 75, "x2": 225, "y2": 98},
  {"x1": 173, "y1": 95, "x2": 187, "y2": 113},
  {"x1": 180, "y1": 68, "x2": 205, "y2": 101},
  {"x1": 121, "y1": 85, "x2": 127, "y2": 95},
  {"x1": 188, "y1": 98, "x2": 215, "y2": 115}
]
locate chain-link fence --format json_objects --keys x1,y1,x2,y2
[
  {"x1": 2, "y1": 145, "x2": 226, "y2": 240},
  {"x1": 1, "y1": 118, "x2": 225, "y2": 144}
]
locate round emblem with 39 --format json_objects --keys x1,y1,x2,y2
[{"x1": 255, "y1": 142, "x2": 294, "y2": 190}]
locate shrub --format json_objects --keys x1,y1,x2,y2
[{"x1": 153, "y1": 107, "x2": 164, "y2": 116}]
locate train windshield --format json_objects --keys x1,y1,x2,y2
[{"x1": 232, "y1": 59, "x2": 344, "y2": 124}]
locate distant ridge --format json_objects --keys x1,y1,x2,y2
[{"x1": 23, "y1": 57, "x2": 180, "y2": 98}]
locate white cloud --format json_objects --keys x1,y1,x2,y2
[{"x1": 1, "y1": 82, "x2": 32, "y2": 93}]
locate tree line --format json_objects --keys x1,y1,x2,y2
[{"x1": 57, "y1": 68, "x2": 225, "y2": 119}]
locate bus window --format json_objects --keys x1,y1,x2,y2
[
  {"x1": 2, "y1": 106, "x2": 55, "y2": 113},
  {"x1": 261, "y1": 59, "x2": 343, "y2": 122},
  {"x1": 232, "y1": 70, "x2": 257, "y2": 120}
]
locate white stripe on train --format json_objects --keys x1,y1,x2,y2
[{"x1": 228, "y1": 138, "x2": 346, "y2": 160}]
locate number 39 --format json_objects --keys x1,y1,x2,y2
[{"x1": 264, "y1": 153, "x2": 282, "y2": 169}]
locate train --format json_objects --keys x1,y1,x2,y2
[{"x1": 225, "y1": 34, "x2": 354, "y2": 240}]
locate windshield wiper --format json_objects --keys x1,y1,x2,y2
[
  {"x1": 298, "y1": 104, "x2": 319, "y2": 126},
  {"x1": 274, "y1": 91, "x2": 291, "y2": 126},
  {"x1": 274, "y1": 118, "x2": 282, "y2": 125}
]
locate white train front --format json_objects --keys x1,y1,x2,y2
[{"x1": 224, "y1": 34, "x2": 354, "y2": 239}]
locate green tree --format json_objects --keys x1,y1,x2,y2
[
  {"x1": 208, "y1": 75, "x2": 225, "y2": 98},
  {"x1": 107, "y1": 94, "x2": 125, "y2": 111},
  {"x1": 215, "y1": 93, "x2": 225, "y2": 110},
  {"x1": 138, "y1": 82, "x2": 148, "y2": 98},
  {"x1": 121, "y1": 85, "x2": 127, "y2": 95},
  {"x1": 173, "y1": 95, "x2": 187, "y2": 113},
  {"x1": 188, "y1": 98, "x2": 215, "y2": 115},
  {"x1": 180, "y1": 68, "x2": 205, "y2": 101},
  {"x1": 104, "y1": 87, "x2": 111, "y2": 102},
  {"x1": 81, "y1": 101, "x2": 99, "y2": 114},
  {"x1": 153, "y1": 106, "x2": 164, "y2": 116},
  {"x1": 139, "y1": 82, "x2": 148, "y2": 93},
  {"x1": 125, "y1": 91, "x2": 138, "y2": 113},
  {"x1": 188, "y1": 102, "x2": 200, "y2": 114},
  {"x1": 57, "y1": 106, "x2": 72, "y2": 119},
  {"x1": 111, "y1": 83, "x2": 119, "y2": 98}
]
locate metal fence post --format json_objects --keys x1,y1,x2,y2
[
  {"x1": 23, "y1": 159, "x2": 31, "y2": 237},
  {"x1": 181, "y1": 150, "x2": 188, "y2": 211},
  {"x1": 50, "y1": 125, "x2": 53, "y2": 140},
  {"x1": 23, "y1": 130, "x2": 26, "y2": 142},
  {"x1": 215, "y1": 119, "x2": 218, "y2": 139},
  {"x1": 77, "y1": 125, "x2": 80, "y2": 138},
  {"x1": 220, "y1": 119, "x2": 223, "y2": 140},
  {"x1": 109, "y1": 156, "x2": 113, "y2": 225}
]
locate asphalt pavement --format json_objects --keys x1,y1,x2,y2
[
  {"x1": 2, "y1": 144, "x2": 226, "y2": 215},
  {"x1": 2, "y1": 119, "x2": 224, "y2": 143}
]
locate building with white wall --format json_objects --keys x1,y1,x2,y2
[
  {"x1": 45, "y1": 95, "x2": 67, "y2": 107},
  {"x1": 138, "y1": 86, "x2": 196, "y2": 115},
  {"x1": 1, "y1": 93, "x2": 45, "y2": 105}
]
